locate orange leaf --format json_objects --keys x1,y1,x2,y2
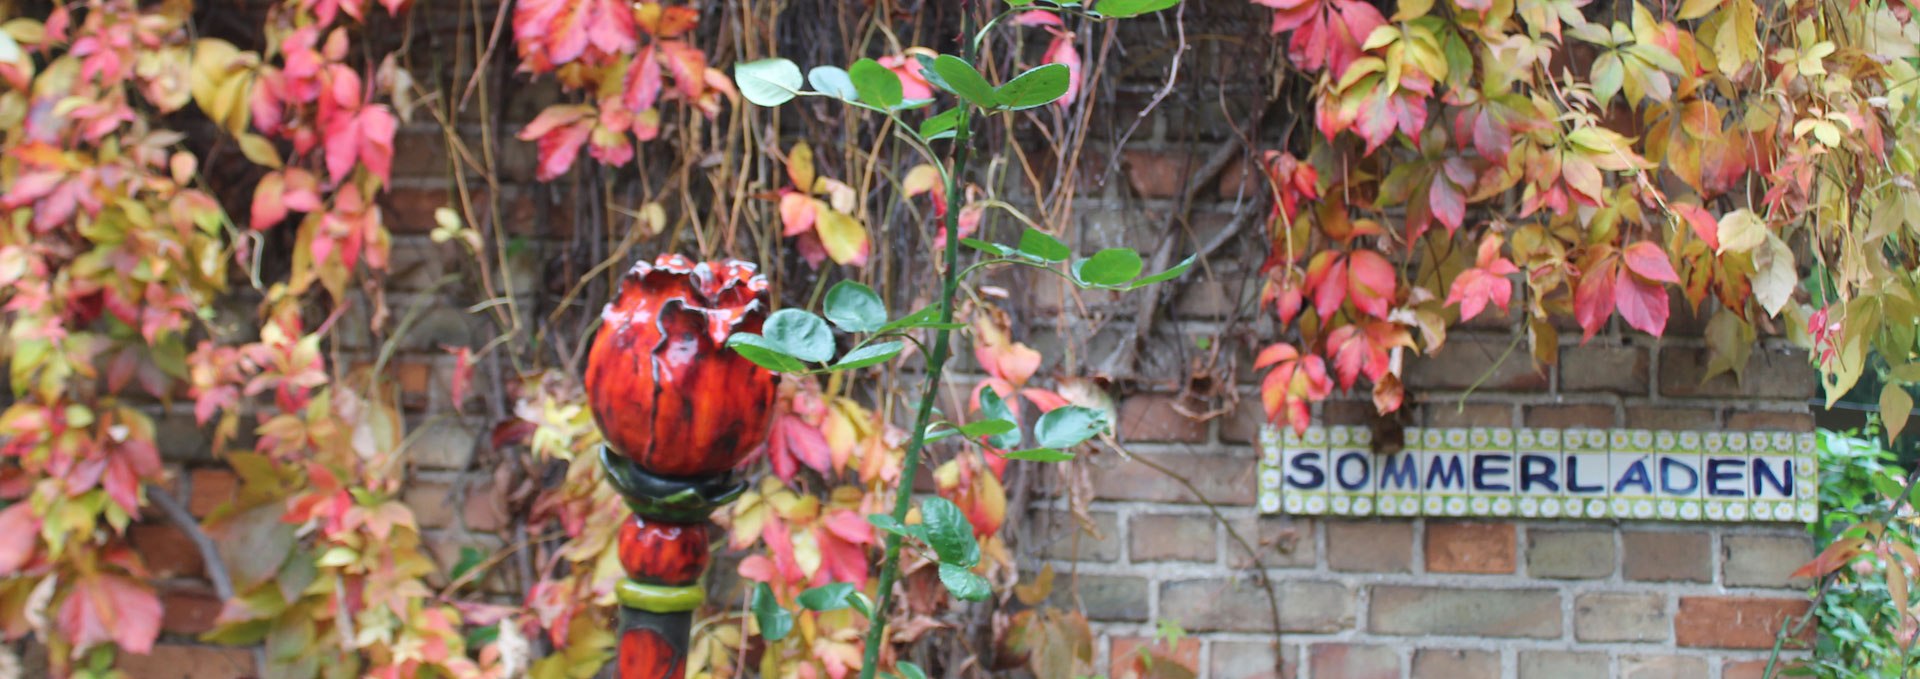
[{"x1": 1790, "y1": 537, "x2": 1868, "y2": 580}]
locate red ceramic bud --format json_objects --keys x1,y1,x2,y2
[{"x1": 586, "y1": 254, "x2": 777, "y2": 477}]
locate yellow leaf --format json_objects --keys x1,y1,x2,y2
[
  {"x1": 237, "y1": 133, "x2": 281, "y2": 168},
  {"x1": 1677, "y1": 0, "x2": 1720, "y2": 19},
  {"x1": 787, "y1": 141, "x2": 815, "y2": 192},
  {"x1": 790, "y1": 528, "x2": 822, "y2": 578},
  {"x1": 814, "y1": 205, "x2": 868, "y2": 266},
  {"x1": 1392, "y1": 0, "x2": 1434, "y2": 21},
  {"x1": 1714, "y1": 209, "x2": 1767, "y2": 254},
  {"x1": 1884, "y1": 383, "x2": 1914, "y2": 442},
  {"x1": 902, "y1": 164, "x2": 942, "y2": 197}
]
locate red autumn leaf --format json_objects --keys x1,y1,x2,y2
[
  {"x1": 1445, "y1": 235, "x2": 1521, "y2": 322},
  {"x1": 0, "y1": 502, "x2": 39, "y2": 574},
  {"x1": 766, "y1": 413, "x2": 831, "y2": 482},
  {"x1": 624, "y1": 45, "x2": 665, "y2": 113},
  {"x1": 513, "y1": 0, "x2": 636, "y2": 71},
  {"x1": 322, "y1": 104, "x2": 397, "y2": 183},
  {"x1": 1573, "y1": 254, "x2": 1620, "y2": 343},
  {"x1": 1307, "y1": 250, "x2": 1395, "y2": 320},
  {"x1": 1256, "y1": 0, "x2": 1385, "y2": 77},
  {"x1": 517, "y1": 104, "x2": 596, "y2": 181},
  {"x1": 446, "y1": 345, "x2": 473, "y2": 407},
  {"x1": 1621, "y1": 240, "x2": 1681, "y2": 284},
  {"x1": 657, "y1": 41, "x2": 709, "y2": 99},
  {"x1": 1672, "y1": 203, "x2": 1720, "y2": 250},
  {"x1": 1256, "y1": 343, "x2": 1332, "y2": 435},
  {"x1": 1790, "y1": 536, "x2": 1868, "y2": 580},
  {"x1": 1325, "y1": 320, "x2": 1414, "y2": 390},
  {"x1": 1613, "y1": 263, "x2": 1671, "y2": 338},
  {"x1": 58, "y1": 572, "x2": 161, "y2": 655},
  {"x1": 976, "y1": 342, "x2": 1042, "y2": 388},
  {"x1": 1041, "y1": 31, "x2": 1082, "y2": 105},
  {"x1": 816, "y1": 509, "x2": 875, "y2": 587},
  {"x1": 878, "y1": 54, "x2": 934, "y2": 101}
]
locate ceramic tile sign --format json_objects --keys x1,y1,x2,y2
[{"x1": 1257, "y1": 424, "x2": 1816, "y2": 524}]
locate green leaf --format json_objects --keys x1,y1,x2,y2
[
  {"x1": 727, "y1": 335, "x2": 813, "y2": 373},
  {"x1": 959, "y1": 419, "x2": 1018, "y2": 438},
  {"x1": 996, "y1": 63, "x2": 1071, "y2": 110},
  {"x1": 808, "y1": 66, "x2": 859, "y2": 101},
  {"x1": 1095, "y1": 0, "x2": 1180, "y2": 17},
  {"x1": 1076, "y1": 248, "x2": 1145, "y2": 286},
  {"x1": 449, "y1": 546, "x2": 487, "y2": 583},
  {"x1": 919, "y1": 496, "x2": 981, "y2": 567},
  {"x1": 830, "y1": 342, "x2": 903, "y2": 371},
  {"x1": 1130, "y1": 254, "x2": 1196, "y2": 289},
  {"x1": 977, "y1": 388, "x2": 1022, "y2": 449},
  {"x1": 824, "y1": 281, "x2": 887, "y2": 332},
  {"x1": 751, "y1": 582, "x2": 793, "y2": 641},
  {"x1": 848, "y1": 58, "x2": 903, "y2": 109},
  {"x1": 930, "y1": 55, "x2": 998, "y2": 108},
  {"x1": 914, "y1": 53, "x2": 952, "y2": 94},
  {"x1": 1017, "y1": 228, "x2": 1071, "y2": 262},
  {"x1": 920, "y1": 108, "x2": 962, "y2": 140},
  {"x1": 1003, "y1": 448, "x2": 1074, "y2": 462},
  {"x1": 735, "y1": 58, "x2": 804, "y2": 107},
  {"x1": 761, "y1": 308, "x2": 837, "y2": 362},
  {"x1": 1035, "y1": 405, "x2": 1109, "y2": 449},
  {"x1": 937, "y1": 562, "x2": 991, "y2": 601},
  {"x1": 797, "y1": 583, "x2": 857, "y2": 611},
  {"x1": 962, "y1": 238, "x2": 1014, "y2": 256},
  {"x1": 867, "y1": 513, "x2": 919, "y2": 539},
  {"x1": 896, "y1": 661, "x2": 929, "y2": 679}
]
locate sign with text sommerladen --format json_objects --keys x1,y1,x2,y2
[{"x1": 1256, "y1": 426, "x2": 1815, "y2": 523}]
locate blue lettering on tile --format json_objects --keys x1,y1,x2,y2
[
  {"x1": 1472, "y1": 453, "x2": 1513, "y2": 492},
  {"x1": 1426, "y1": 454, "x2": 1466, "y2": 491},
  {"x1": 1518, "y1": 454, "x2": 1559, "y2": 493},
  {"x1": 1707, "y1": 457, "x2": 1746, "y2": 497},
  {"x1": 1613, "y1": 458, "x2": 1654, "y2": 494},
  {"x1": 1659, "y1": 457, "x2": 1699, "y2": 495},
  {"x1": 1334, "y1": 451, "x2": 1372, "y2": 491}
]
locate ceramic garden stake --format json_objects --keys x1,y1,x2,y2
[{"x1": 585, "y1": 254, "x2": 776, "y2": 679}]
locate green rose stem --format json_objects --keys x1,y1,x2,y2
[{"x1": 858, "y1": 93, "x2": 974, "y2": 679}]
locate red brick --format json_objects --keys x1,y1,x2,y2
[
  {"x1": 1118, "y1": 393, "x2": 1207, "y2": 443},
  {"x1": 1090, "y1": 452, "x2": 1254, "y2": 505},
  {"x1": 1674, "y1": 596, "x2": 1812, "y2": 649},
  {"x1": 1405, "y1": 338, "x2": 1550, "y2": 392},
  {"x1": 160, "y1": 586, "x2": 222, "y2": 635},
  {"x1": 1160, "y1": 579, "x2": 1352, "y2": 633},
  {"x1": 404, "y1": 481, "x2": 456, "y2": 530},
  {"x1": 1723, "y1": 534, "x2": 1815, "y2": 588},
  {"x1": 1038, "y1": 510, "x2": 1122, "y2": 561},
  {"x1": 1411, "y1": 649, "x2": 1498, "y2": 679},
  {"x1": 1129, "y1": 514, "x2": 1215, "y2": 562},
  {"x1": 1518, "y1": 650, "x2": 1606, "y2": 679},
  {"x1": 1210, "y1": 641, "x2": 1296, "y2": 679},
  {"x1": 1658, "y1": 347, "x2": 1817, "y2": 400},
  {"x1": 1220, "y1": 400, "x2": 1264, "y2": 445},
  {"x1": 120, "y1": 645, "x2": 255, "y2": 679},
  {"x1": 1228, "y1": 515, "x2": 1314, "y2": 568},
  {"x1": 396, "y1": 359, "x2": 431, "y2": 399},
  {"x1": 187, "y1": 468, "x2": 237, "y2": 517},
  {"x1": 1524, "y1": 404, "x2": 1618, "y2": 429},
  {"x1": 129, "y1": 523, "x2": 204, "y2": 579},
  {"x1": 1421, "y1": 402, "x2": 1514, "y2": 428},
  {"x1": 1724, "y1": 659, "x2": 1805, "y2": 679},
  {"x1": 463, "y1": 480, "x2": 511, "y2": 533},
  {"x1": 1725, "y1": 411, "x2": 1815, "y2": 432},
  {"x1": 1620, "y1": 655, "x2": 1706, "y2": 679},
  {"x1": 384, "y1": 186, "x2": 457, "y2": 234},
  {"x1": 1123, "y1": 150, "x2": 1199, "y2": 198},
  {"x1": 1623, "y1": 531, "x2": 1712, "y2": 583},
  {"x1": 1368, "y1": 586, "x2": 1561, "y2": 638},
  {"x1": 1309, "y1": 644, "x2": 1399, "y2": 679},
  {"x1": 1326, "y1": 520, "x2": 1413, "y2": 573},
  {"x1": 1111, "y1": 636, "x2": 1201, "y2": 679},
  {"x1": 1425, "y1": 522, "x2": 1516, "y2": 574},
  {"x1": 1559, "y1": 344, "x2": 1649, "y2": 394},
  {"x1": 1625, "y1": 406, "x2": 1718, "y2": 430}
]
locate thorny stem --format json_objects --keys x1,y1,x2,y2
[{"x1": 858, "y1": 104, "x2": 974, "y2": 679}]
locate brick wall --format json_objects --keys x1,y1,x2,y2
[{"x1": 103, "y1": 3, "x2": 1824, "y2": 678}]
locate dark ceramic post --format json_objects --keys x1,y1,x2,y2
[{"x1": 584, "y1": 255, "x2": 776, "y2": 679}]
